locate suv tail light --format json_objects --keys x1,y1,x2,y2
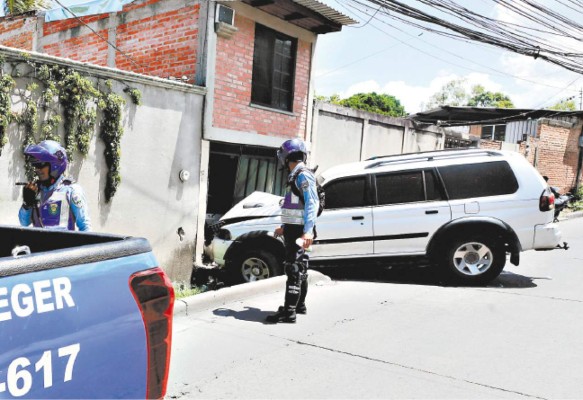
[
  {"x1": 130, "y1": 267, "x2": 175, "y2": 400},
  {"x1": 539, "y1": 188, "x2": 555, "y2": 211}
]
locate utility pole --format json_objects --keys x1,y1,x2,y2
[{"x1": 580, "y1": 87, "x2": 583, "y2": 110}]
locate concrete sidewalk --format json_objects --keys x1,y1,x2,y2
[{"x1": 174, "y1": 271, "x2": 332, "y2": 317}]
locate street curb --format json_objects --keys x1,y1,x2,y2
[
  {"x1": 562, "y1": 210, "x2": 583, "y2": 220},
  {"x1": 173, "y1": 271, "x2": 332, "y2": 317}
]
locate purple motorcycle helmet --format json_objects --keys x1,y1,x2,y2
[
  {"x1": 277, "y1": 138, "x2": 307, "y2": 168},
  {"x1": 24, "y1": 140, "x2": 68, "y2": 180}
]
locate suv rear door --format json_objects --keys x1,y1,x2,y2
[
  {"x1": 312, "y1": 175, "x2": 374, "y2": 258},
  {"x1": 372, "y1": 169, "x2": 451, "y2": 255}
]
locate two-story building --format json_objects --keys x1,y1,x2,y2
[{"x1": 0, "y1": 0, "x2": 356, "y2": 269}]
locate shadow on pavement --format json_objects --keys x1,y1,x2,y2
[
  {"x1": 312, "y1": 264, "x2": 541, "y2": 289},
  {"x1": 213, "y1": 307, "x2": 274, "y2": 323}
]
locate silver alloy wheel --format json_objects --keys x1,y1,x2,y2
[
  {"x1": 452, "y1": 241, "x2": 494, "y2": 276},
  {"x1": 241, "y1": 257, "x2": 271, "y2": 282}
]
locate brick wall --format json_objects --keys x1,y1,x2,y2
[
  {"x1": 41, "y1": 0, "x2": 199, "y2": 78},
  {"x1": 212, "y1": 14, "x2": 310, "y2": 140},
  {"x1": 480, "y1": 120, "x2": 582, "y2": 193},
  {"x1": 534, "y1": 121, "x2": 581, "y2": 193},
  {"x1": 44, "y1": 29, "x2": 109, "y2": 65},
  {"x1": 116, "y1": 4, "x2": 198, "y2": 77},
  {"x1": 0, "y1": 16, "x2": 35, "y2": 50},
  {"x1": 478, "y1": 139, "x2": 504, "y2": 150}
]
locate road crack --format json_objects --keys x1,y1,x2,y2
[{"x1": 292, "y1": 340, "x2": 547, "y2": 399}]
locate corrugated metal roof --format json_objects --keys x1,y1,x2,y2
[{"x1": 292, "y1": 0, "x2": 358, "y2": 25}]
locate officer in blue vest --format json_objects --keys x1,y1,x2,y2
[
  {"x1": 19, "y1": 140, "x2": 92, "y2": 231},
  {"x1": 266, "y1": 138, "x2": 319, "y2": 323}
]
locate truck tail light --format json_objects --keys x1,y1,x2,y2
[
  {"x1": 130, "y1": 267, "x2": 175, "y2": 400},
  {"x1": 539, "y1": 188, "x2": 555, "y2": 211}
]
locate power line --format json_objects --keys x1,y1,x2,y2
[
  {"x1": 333, "y1": 0, "x2": 580, "y2": 94},
  {"x1": 356, "y1": 0, "x2": 583, "y2": 75}
]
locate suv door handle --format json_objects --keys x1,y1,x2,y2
[
  {"x1": 425, "y1": 210, "x2": 438, "y2": 215},
  {"x1": 352, "y1": 216, "x2": 364, "y2": 220}
]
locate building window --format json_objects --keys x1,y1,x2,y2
[
  {"x1": 251, "y1": 24, "x2": 297, "y2": 112},
  {"x1": 481, "y1": 125, "x2": 506, "y2": 141}
]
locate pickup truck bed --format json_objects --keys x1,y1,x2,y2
[{"x1": 0, "y1": 226, "x2": 174, "y2": 399}]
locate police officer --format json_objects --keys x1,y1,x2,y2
[
  {"x1": 19, "y1": 140, "x2": 91, "y2": 231},
  {"x1": 266, "y1": 138, "x2": 319, "y2": 324}
]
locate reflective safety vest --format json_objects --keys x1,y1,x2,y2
[{"x1": 281, "y1": 188, "x2": 304, "y2": 225}]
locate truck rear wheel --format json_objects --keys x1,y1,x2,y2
[
  {"x1": 228, "y1": 249, "x2": 282, "y2": 284},
  {"x1": 440, "y1": 235, "x2": 505, "y2": 285}
]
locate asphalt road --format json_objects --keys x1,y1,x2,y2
[{"x1": 167, "y1": 218, "x2": 582, "y2": 399}]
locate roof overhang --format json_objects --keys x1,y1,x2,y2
[
  {"x1": 240, "y1": 0, "x2": 357, "y2": 34},
  {"x1": 410, "y1": 106, "x2": 583, "y2": 127}
]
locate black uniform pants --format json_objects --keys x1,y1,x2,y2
[{"x1": 283, "y1": 224, "x2": 309, "y2": 313}]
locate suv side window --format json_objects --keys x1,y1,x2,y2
[
  {"x1": 438, "y1": 161, "x2": 519, "y2": 200},
  {"x1": 324, "y1": 176, "x2": 367, "y2": 209},
  {"x1": 375, "y1": 170, "x2": 443, "y2": 205}
]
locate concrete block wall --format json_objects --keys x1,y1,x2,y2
[
  {"x1": 0, "y1": 48, "x2": 206, "y2": 282},
  {"x1": 0, "y1": 16, "x2": 35, "y2": 50},
  {"x1": 212, "y1": 12, "x2": 311, "y2": 139}
]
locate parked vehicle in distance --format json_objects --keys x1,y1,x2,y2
[
  {"x1": 205, "y1": 149, "x2": 566, "y2": 285},
  {"x1": 0, "y1": 225, "x2": 174, "y2": 399}
]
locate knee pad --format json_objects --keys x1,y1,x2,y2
[{"x1": 285, "y1": 261, "x2": 300, "y2": 276}]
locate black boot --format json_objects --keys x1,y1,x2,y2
[
  {"x1": 265, "y1": 308, "x2": 296, "y2": 323},
  {"x1": 278, "y1": 304, "x2": 306, "y2": 314}
]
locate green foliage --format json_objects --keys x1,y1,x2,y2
[
  {"x1": 319, "y1": 92, "x2": 407, "y2": 117},
  {"x1": 173, "y1": 281, "x2": 202, "y2": 299},
  {"x1": 467, "y1": 85, "x2": 515, "y2": 108},
  {"x1": 123, "y1": 87, "x2": 142, "y2": 105},
  {"x1": 58, "y1": 69, "x2": 100, "y2": 160},
  {"x1": 0, "y1": 74, "x2": 15, "y2": 156},
  {"x1": 425, "y1": 79, "x2": 515, "y2": 109},
  {"x1": 0, "y1": 56, "x2": 141, "y2": 201},
  {"x1": 41, "y1": 115, "x2": 62, "y2": 142},
  {"x1": 98, "y1": 81, "x2": 126, "y2": 202},
  {"x1": 549, "y1": 99, "x2": 576, "y2": 111},
  {"x1": 6, "y1": 0, "x2": 48, "y2": 15},
  {"x1": 315, "y1": 94, "x2": 341, "y2": 104},
  {"x1": 425, "y1": 79, "x2": 468, "y2": 109}
]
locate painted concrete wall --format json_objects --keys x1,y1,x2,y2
[
  {"x1": 0, "y1": 47, "x2": 205, "y2": 281},
  {"x1": 311, "y1": 101, "x2": 445, "y2": 174}
]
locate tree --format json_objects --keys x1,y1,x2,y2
[
  {"x1": 337, "y1": 92, "x2": 407, "y2": 117},
  {"x1": 549, "y1": 99, "x2": 576, "y2": 111},
  {"x1": 424, "y1": 79, "x2": 515, "y2": 110},
  {"x1": 315, "y1": 94, "x2": 341, "y2": 104},
  {"x1": 425, "y1": 79, "x2": 468, "y2": 110},
  {"x1": 5, "y1": 0, "x2": 48, "y2": 15},
  {"x1": 467, "y1": 85, "x2": 514, "y2": 108}
]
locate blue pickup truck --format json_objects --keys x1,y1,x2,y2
[{"x1": 0, "y1": 225, "x2": 175, "y2": 399}]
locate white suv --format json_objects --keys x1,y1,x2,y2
[{"x1": 204, "y1": 149, "x2": 564, "y2": 285}]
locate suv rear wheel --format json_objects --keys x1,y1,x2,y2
[
  {"x1": 228, "y1": 249, "x2": 282, "y2": 284},
  {"x1": 440, "y1": 235, "x2": 505, "y2": 285}
]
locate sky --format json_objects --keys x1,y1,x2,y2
[{"x1": 313, "y1": 0, "x2": 583, "y2": 115}]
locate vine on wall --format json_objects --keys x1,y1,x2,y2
[{"x1": 0, "y1": 55, "x2": 141, "y2": 201}]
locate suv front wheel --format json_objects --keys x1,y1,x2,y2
[
  {"x1": 440, "y1": 236, "x2": 506, "y2": 285},
  {"x1": 228, "y1": 249, "x2": 282, "y2": 284}
]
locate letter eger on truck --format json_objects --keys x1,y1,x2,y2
[{"x1": 0, "y1": 226, "x2": 175, "y2": 399}]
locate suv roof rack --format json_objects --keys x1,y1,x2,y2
[{"x1": 364, "y1": 149, "x2": 502, "y2": 170}]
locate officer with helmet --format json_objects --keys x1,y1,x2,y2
[
  {"x1": 19, "y1": 140, "x2": 91, "y2": 231},
  {"x1": 266, "y1": 138, "x2": 319, "y2": 324}
]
